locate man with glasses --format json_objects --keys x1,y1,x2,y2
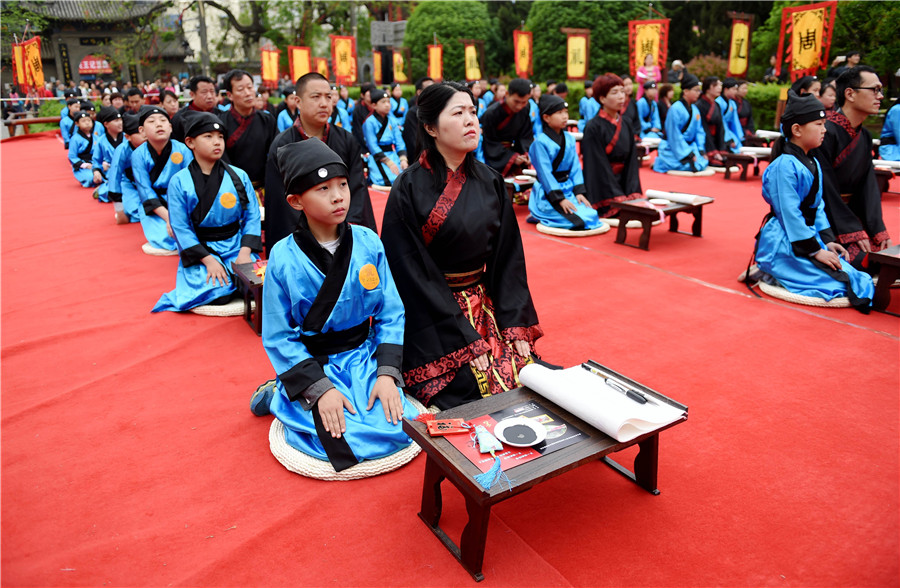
[{"x1": 812, "y1": 65, "x2": 892, "y2": 270}]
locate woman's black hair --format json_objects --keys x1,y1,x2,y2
[{"x1": 416, "y1": 81, "x2": 482, "y2": 190}]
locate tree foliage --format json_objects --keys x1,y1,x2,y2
[
  {"x1": 403, "y1": 1, "x2": 495, "y2": 82},
  {"x1": 526, "y1": 1, "x2": 644, "y2": 82},
  {"x1": 658, "y1": 1, "x2": 772, "y2": 66},
  {"x1": 485, "y1": 0, "x2": 533, "y2": 77}
]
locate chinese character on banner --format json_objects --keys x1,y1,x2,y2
[
  {"x1": 727, "y1": 18, "x2": 752, "y2": 78},
  {"x1": 513, "y1": 30, "x2": 532, "y2": 79},
  {"x1": 313, "y1": 57, "x2": 329, "y2": 79},
  {"x1": 373, "y1": 51, "x2": 382, "y2": 85},
  {"x1": 20, "y1": 37, "x2": 44, "y2": 88},
  {"x1": 627, "y1": 20, "x2": 669, "y2": 80},
  {"x1": 562, "y1": 28, "x2": 590, "y2": 80},
  {"x1": 392, "y1": 48, "x2": 409, "y2": 83},
  {"x1": 330, "y1": 35, "x2": 357, "y2": 85},
  {"x1": 463, "y1": 43, "x2": 481, "y2": 82},
  {"x1": 775, "y1": 1, "x2": 837, "y2": 81},
  {"x1": 288, "y1": 46, "x2": 311, "y2": 83},
  {"x1": 260, "y1": 46, "x2": 280, "y2": 88},
  {"x1": 428, "y1": 44, "x2": 443, "y2": 82}
]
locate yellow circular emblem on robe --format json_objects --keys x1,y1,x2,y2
[
  {"x1": 170, "y1": 152, "x2": 183, "y2": 164},
  {"x1": 359, "y1": 264, "x2": 380, "y2": 290},
  {"x1": 220, "y1": 192, "x2": 237, "y2": 209}
]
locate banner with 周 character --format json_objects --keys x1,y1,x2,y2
[
  {"x1": 727, "y1": 17, "x2": 752, "y2": 78},
  {"x1": 21, "y1": 37, "x2": 44, "y2": 89},
  {"x1": 428, "y1": 44, "x2": 443, "y2": 82},
  {"x1": 775, "y1": 1, "x2": 838, "y2": 81},
  {"x1": 288, "y1": 46, "x2": 311, "y2": 83},
  {"x1": 513, "y1": 30, "x2": 532, "y2": 79},
  {"x1": 330, "y1": 35, "x2": 357, "y2": 86},
  {"x1": 627, "y1": 20, "x2": 669, "y2": 81},
  {"x1": 562, "y1": 28, "x2": 590, "y2": 81}
]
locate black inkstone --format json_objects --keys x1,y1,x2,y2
[{"x1": 505, "y1": 424, "x2": 537, "y2": 445}]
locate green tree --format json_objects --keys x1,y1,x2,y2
[
  {"x1": 526, "y1": 1, "x2": 644, "y2": 82},
  {"x1": 403, "y1": 1, "x2": 495, "y2": 81},
  {"x1": 659, "y1": 1, "x2": 772, "y2": 67},
  {"x1": 485, "y1": 0, "x2": 533, "y2": 77},
  {"x1": 0, "y1": 1, "x2": 48, "y2": 70}
]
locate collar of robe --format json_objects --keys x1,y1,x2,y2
[
  {"x1": 188, "y1": 159, "x2": 226, "y2": 227},
  {"x1": 293, "y1": 215, "x2": 353, "y2": 333},
  {"x1": 782, "y1": 140, "x2": 820, "y2": 226},
  {"x1": 292, "y1": 116, "x2": 330, "y2": 142},
  {"x1": 148, "y1": 140, "x2": 173, "y2": 184}
]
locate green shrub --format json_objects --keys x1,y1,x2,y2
[
  {"x1": 684, "y1": 54, "x2": 728, "y2": 80},
  {"x1": 745, "y1": 82, "x2": 788, "y2": 131}
]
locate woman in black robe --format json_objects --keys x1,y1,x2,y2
[{"x1": 381, "y1": 82, "x2": 543, "y2": 410}]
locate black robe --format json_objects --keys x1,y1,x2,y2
[
  {"x1": 171, "y1": 102, "x2": 216, "y2": 143},
  {"x1": 735, "y1": 97, "x2": 755, "y2": 137},
  {"x1": 480, "y1": 101, "x2": 534, "y2": 176},
  {"x1": 216, "y1": 107, "x2": 277, "y2": 185},
  {"x1": 351, "y1": 101, "x2": 373, "y2": 152},
  {"x1": 381, "y1": 159, "x2": 542, "y2": 405},
  {"x1": 582, "y1": 111, "x2": 643, "y2": 217},
  {"x1": 264, "y1": 120, "x2": 376, "y2": 256},
  {"x1": 621, "y1": 98, "x2": 640, "y2": 140},
  {"x1": 811, "y1": 111, "x2": 891, "y2": 266},
  {"x1": 696, "y1": 95, "x2": 725, "y2": 154}
]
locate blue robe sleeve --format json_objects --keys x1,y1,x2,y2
[
  {"x1": 691, "y1": 106, "x2": 707, "y2": 154},
  {"x1": 764, "y1": 157, "x2": 822, "y2": 256},
  {"x1": 529, "y1": 136, "x2": 565, "y2": 204},
  {"x1": 130, "y1": 146, "x2": 158, "y2": 210},
  {"x1": 236, "y1": 167, "x2": 263, "y2": 251},
  {"x1": 363, "y1": 117, "x2": 384, "y2": 161},
  {"x1": 717, "y1": 97, "x2": 741, "y2": 147},
  {"x1": 392, "y1": 118, "x2": 407, "y2": 157},
  {"x1": 663, "y1": 103, "x2": 696, "y2": 163},
  {"x1": 262, "y1": 248, "x2": 333, "y2": 409},
  {"x1": 107, "y1": 143, "x2": 125, "y2": 200},
  {"x1": 277, "y1": 109, "x2": 293, "y2": 132},
  {"x1": 60, "y1": 117, "x2": 72, "y2": 145},
  {"x1": 91, "y1": 138, "x2": 104, "y2": 175},
  {"x1": 363, "y1": 230, "x2": 405, "y2": 382},
  {"x1": 166, "y1": 171, "x2": 205, "y2": 263},
  {"x1": 68, "y1": 134, "x2": 88, "y2": 169}
]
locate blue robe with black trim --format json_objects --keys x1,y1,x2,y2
[
  {"x1": 756, "y1": 145, "x2": 873, "y2": 305},
  {"x1": 529, "y1": 100, "x2": 543, "y2": 137},
  {"x1": 652, "y1": 99, "x2": 709, "y2": 173},
  {"x1": 879, "y1": 103, "x2": 900, "y2": 161},
  {"x1": 264, "y1": 222, "x2": 415, "y2": 469},
  {"x1": 637, "y1": 96, "x2": 664, "y2": 140},
  {"x1": 578, "y1": 96, "x2": 599, "y2": 132},
  {"x1": 389, "y1": 96, "x2": 409, "y2": 131},
  {"x1": 716, "y1": 95, "x2": 743, "y2": 152},
  {"x1": 131, "y1": 140, "x2": 194, "y2": 250},
  {"x1": 60, "y1": 114, "x2": 74, "y2": 148},
  {"x1": 363, "y1": 113, "x2": 406, "y2": 187},
  {"x1": 107, "y1": 141, "x2": 142, "y2": 223},
  {"x1": 67, "y1": 130, "x2": 98, "y2": 187},
  {"x1": 153, "y1": 161, "x2": 262, "y2": 312},
  {"x1": 90, "y1": 131, "x2": 122, "y2": 202},
  {"x1": 528, "y1": 129, "x2": 602, "y2": 230},
  {"x1": 276, "y1": 108, "x2": 297, "y2": 133}
]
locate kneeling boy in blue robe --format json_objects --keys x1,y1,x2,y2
[
  {"x1": 153, "y1": 112, "x2": 262, "y2": 312},
  {"x1": 131, "y1": 106, "x2": 194, "y2": 252},
  {"x1": 753, "y1": 91, "x2": 873, "y2": 312},
  {"x1": 652, "y1": 74, "x2": 709, "y2": 174},
  {"x1": 528, "y1": 95, "x2": 603, "y2": 231},
  {"x1": 90, "y1": 106, "x2": 124, "y2": 203},
  {"x1": 258, "y1": 138, "x2": 415, "y2": 472},
  {"x1": 68, "y1": 112, "x2": 102, "y2": 189},
  {"x1": 108, "y1": 113, "x2": 145, "y2": 224}
]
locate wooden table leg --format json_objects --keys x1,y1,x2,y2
[
  {"x1": 637, "y1": 220, "x2": 652, "y2": 250},
  {"x1": 633, "y1": 434, "x2": 661, "y2": 495},
  {"x1": 740, "y1": 162, "x2": 749, "y2": 181},
  {"x1": 614, "y1": 217, "x2": 630, "y2": 245},
  {"x1": 691, "y1": 205, "x2": 704, "y2": 237},
  {"x1": 250, "y1": 286, "x2": 263, "y2": 335},
  {"x1": 418, "y1": 457, "x2": 444, "y2": 528},
  {"x1": 724, "y1": 164, "x2": 732, "y2": 180},
  {"x1": 459, "y1": 494, "x2": 491, "y2": 582},
  {"x1": 668, "y1": 212, "x2": 680, "y2": 234},
  {"x1": 872, "y1": 264, "x2": 900, "y2": 311}
]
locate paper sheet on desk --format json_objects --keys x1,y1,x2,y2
[
  {"x1": 644, "y1": 189, "x2": 713, "y2": 206},
  {"x1": 519, "y1": 364, "x2": 686, "y2": 443}
]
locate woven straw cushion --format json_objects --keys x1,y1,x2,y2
[
  {"x1": 269, "y1": 395, "x2": 435, "y2": 480},
  {"x1": 141, "y1": 242, "x2": 178, "y2": 256},
  {"x1": 710, "y1": 165, "x2": 741, "y2": 174},
  {"x1": 190, "y1": 298, "x2": 250, "y2": 317},
  {"x1": 758, "y1": 280, "x2": 851, "y2": 308},
  {"x1": 536, "y1": 222, "x2": 610, "y2": 237},
  {"x1": 666, "y1": 168, "x2": 716, "y2": 177},
  {"x1": 370, "y1": 184, "x2": 392, "y2": 193}
]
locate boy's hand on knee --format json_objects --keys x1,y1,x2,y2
[
  {"x1": 576, "y1": 194, "x2": 591, "y2": 207},
  {"x1": 202, "y1": 256, "x2": 230, "y2": 286},
  {"x1": 235, "y1": 247, "x2": 252, "y2": 265},
  {"x1": 559, "y1": 199, "x2": 577, "y2": 214},
  {"x1": 367, "y1": 375, "x2": 403, "y2": 425},
  {"x1": 318, "y1": 388, "x2": 356, "y2": 438},
  {"x1": 93, "y1": 171, "x2": 103, "y2": 184}
]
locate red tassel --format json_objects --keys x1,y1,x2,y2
[{"x1": 414, "y1": 413, "x2": 436, "y2": 423}]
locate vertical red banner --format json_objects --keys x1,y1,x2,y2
[
  {"x1": 427, "y1": 44, "x2": 443, "y2": 82},
  {"x1": 373, "y1": 51, "x2": 383, "y2": 85},
  {"x1": 513, "y1": 30, "x2": 533, "y2": 79},
  {"x1": 288, "y1": 46, "x2": 311, "y2": 83},
  {"x1": 776, "y1": 1, "x2": 837, "y2": 81},
  {"x1": 260, "y1": 46, "x2": 280, "y2": 89},
  {"x1": 330, "y1": 35, "x2": 357, "y2": 85},
  {"x1": 561, "y1": 28, "x2": 590, "y2": 81},
  {"x1": 627, "y1": 19, "x2": 669, "y2": 80},
  {"x1": 313, "y1": 57, "x2": 329, "y2": 79},
  {"x1": 392, "y1": 48, "x2": 410, "y2": 83}
]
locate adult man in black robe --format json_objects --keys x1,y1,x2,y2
[
  {"x1": 812, "y1": 65, "x2": 892, "y2": 269},
  {"x1": 402, "y1": 76, "x2": 434, "y2": 163},
  {"x1": 216, "y1": 69, "x2": 276, "y2": 187},
  {"x1": 171, "y1": 75, "x2": 217, "y2": 142},
  {"x1": 351, "y1": 83, "x2": 375, "y2": 152},
  {"x1": 264, "y1": 72, "x2": 376, "y2": 256},
  {"x1": 480, "y1": 78, "x2": 534, "y2": 177}
]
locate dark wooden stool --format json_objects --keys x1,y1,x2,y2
[
  {"x1": 610, "y1": 197, "x2": 714, "y2": 250},
  {"x1": 722, "y1": 152, "x2": 770, "y2": 181},
  {"x1": 232, "y1": 260, "x2": 266, "y2": 335},
  {"x1": 870, "y1": 244, "x2": 900, "y2": 312}
]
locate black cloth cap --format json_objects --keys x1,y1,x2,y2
[
  {"x1": 98, "y1": 106, "x2": 122, "y2": 124},
  {"x1": 508, "y1": 78, "x2": 533, "y2": 97},
  {"x1": 277, "y1": 138, "x2": 349, "y2": 197},
  {"x1": 122, "y1": 113, "x2": 140, "y2": 135},
  {"x1": 183, "y1": 111, "x2": 224, "y2": 138},
  {"x1": 584, "y1": 80, "x2": 593, "y2": 89},
  {"x1": 681, "y1": 74, "x2": 701, "y2": 90},
  {"x1": 539, "y1": 94, "x2": 567, "y2": 117},
  {"x1": 78, "y1": 100, "x2": 95, "y2": 111},
  {"x1": 72, "y1": 111, "x2": 92, "y2": 122},
  {"x1": 643, "y1": 80, "x2": 658, "y2": 90},
  {"x1": 722, "y1": 77, "x2": 739, "y2": 89},
  {"x1": 138, "y1": 105, "x2": 170, "y2": 126},
  {"x1": 370, "y1": 88, "x2": 388, "y2": 103},
  {"x1": 282, "y1": 86, "x2": 296, "y2": 97},
  {"x1": 554, "y1": 82, "x2": 569, "y2": 94},
  {"x1": 780, "y1": 90, "x2": 826, "y2": 132}
]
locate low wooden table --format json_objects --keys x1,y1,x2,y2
[
  {"x1": 610, "y1": 197, "x2": 713, "y2": 251},
  {"x1": 403, "y1": 373, "x2": 687, "y2": 582},
  {"x1": 503, "y1": 176, "x2": 534, "y2": 203},
  {"x1": 722, "y1": 152, "x2": 770, "y2": 181},
  {"x1": 870, "y1": 244, "x2": 900, "y2": 312},
  {"x1": 231, "y1": 260, "x2": 265, "y2": 335}
]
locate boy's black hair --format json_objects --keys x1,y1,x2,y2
[
  {"x1": 125, "y1": 87, "x2": 144, "y2": 98},
  {"x1": 835, "y1": 65, "x2": 877, "y2": 107},
  {"x1": 222, "y1": 69, "x2": 252, "y2": 93},
  {"x1": 508, "y1": 78, "x2": 532, "y2": 97}
]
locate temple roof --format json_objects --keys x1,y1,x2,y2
[{"x1": 22, "y1": 1, "x2": 164, "y2": 22}]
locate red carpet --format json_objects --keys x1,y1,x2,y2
[{"x1": 2, "y1": 134, "x2": 898, "y2": 587}]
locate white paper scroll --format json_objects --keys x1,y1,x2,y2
[{"x1": 644, "y1": 189, "x2": 713, "y2": 206}]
